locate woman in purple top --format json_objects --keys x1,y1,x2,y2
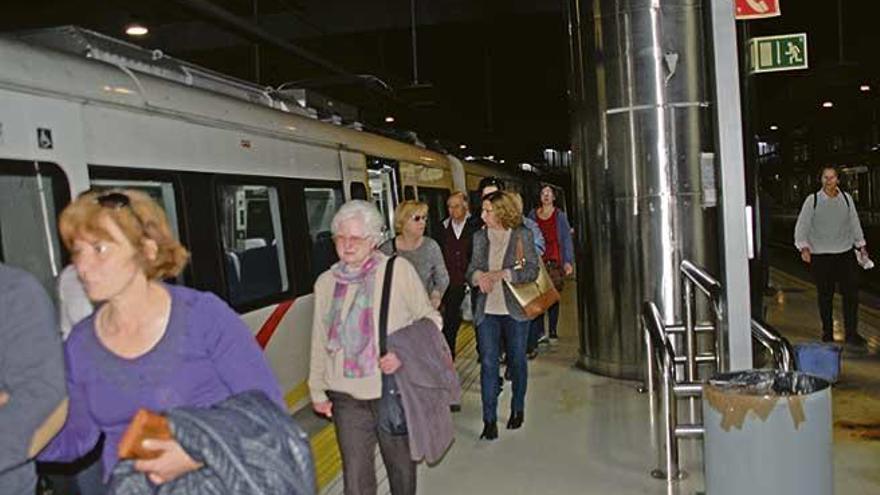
[{"x1": 39, "y1": 189, "x2": 282, "y2": 488}]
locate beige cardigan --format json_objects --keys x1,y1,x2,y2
[{"x1": 309, "y1": 253, "x2": 443, "y2": 403}]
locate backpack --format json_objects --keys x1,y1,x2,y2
[{"x1": 813, "y1": 190, "x2": 850, "y2": 210}]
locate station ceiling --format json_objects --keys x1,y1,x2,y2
[{"x1": 1, "y1": 0, "x2": 569, "y2": 165}]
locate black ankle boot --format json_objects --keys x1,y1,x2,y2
[
  {"x1": 480, "y1": 421, "x2": 498, "y2": 440},
  {"x1": 507, "y1": 411, "x2": 524, "y2": 430}
]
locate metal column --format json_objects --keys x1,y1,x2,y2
[{"x1": 707, "y1": 0, "x2": 753, "y2": 370}]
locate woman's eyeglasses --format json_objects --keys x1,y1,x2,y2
[{"x1": 411, "y1": 214, "x2": 427, "y2": 222}]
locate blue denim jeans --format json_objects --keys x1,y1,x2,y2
[
  {"x1": 477, "y1": 314, "x2": 530, "y2": 423},
  {"x1": 527, "y1": 302, "x2": 560, "y2": 351}
]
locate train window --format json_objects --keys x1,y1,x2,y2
[
  {"x1": 90, "y1": 179, "x2": 182, "y2": 242},
  {"x1": 350, "y1": 182, "x2": 368, "y2": 200},
  {"x1": 368, "y1": 167, "x2": 398, "y2": 236},
  {"x1": 304, "y1": 185, "x2": 344, "y2": 281},
  {"x1": 404, "y1": 185, "x2": 416, "y2": 200},
  {"x1": 0, "y1": 160, "x2": 70, "y2": 293},
  {"x1": 216, "y1": 184, "x2": 289, "y2": 306},
  {"x1": 416, "y1": 186, "x2": 450, "y2": 239}
]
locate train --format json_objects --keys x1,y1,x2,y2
[{"x1": 0, "y1": 26, "x2": 548, "y2": 413}]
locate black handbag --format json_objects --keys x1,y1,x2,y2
[{"x1": 377, "y1": 256, "x2": 408, "y2": 436}]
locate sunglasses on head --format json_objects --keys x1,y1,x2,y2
[{"x1": 95, "y1": 191, "x2": 146, "y2": 229}]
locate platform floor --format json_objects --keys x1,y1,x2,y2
[{"x1": 312, "y1": 267, "x2": 880, "y2": 494}]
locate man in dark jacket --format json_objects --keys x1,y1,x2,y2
[{"x1": 440, "y1": 191, "x2": 481, "y2": 360}]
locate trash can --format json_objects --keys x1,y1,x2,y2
[{"x1": 702, "y1": 370, "x2": 832, "y2": 495}]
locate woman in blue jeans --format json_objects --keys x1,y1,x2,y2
[{"x1": 466, "y1": 191, "x2": 540, "y2": 440}]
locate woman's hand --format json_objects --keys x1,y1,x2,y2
[
  {"x1": 134, "y1": 439, "x2": 202, "y2": 485},
  {"x1": 313, "y1": 400, "x2": 333, "y2": 418},
  {"x1": 379, "y1": 352, "x2": 402, "y2": 374},
  {"x1": 564, "y1": 263, "x2": 574, "y2": 276},
  {"x1": 430, "y1": 292, "x2": 443, "y2": 309},
  {"x1": 476, "y1": 272, "x2": 495, "y2": 294}
]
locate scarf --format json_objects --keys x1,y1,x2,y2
[{"x1": 324, "y1": 251, "x2": 383, "y2": 378}]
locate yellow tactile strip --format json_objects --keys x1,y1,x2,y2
[{"x1": 309, "y1": 323, "x2": 477, "y2": 492}]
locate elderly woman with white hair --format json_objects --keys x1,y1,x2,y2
[{"x1": 309, "y1": 200, "x2": 443, "y2": 495}]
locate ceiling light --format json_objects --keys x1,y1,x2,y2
[
  {"x1": 499, "y1": 159, "x2": 505, "y2": 164},
  {"x1": 125, "y1": 23, "x2": 149, "y2": 37},
  {"x1": 821, "y1": 101, "x2": 834, "y2": 108},
  {"x1": 459, "y1": 144, "x2": 467, "y2": 150},
  {"x1": 487, "y1": 155, "x2": 495, "y2": 160},
  {"x1": 384, "y1": 116, "x2": 395, "y2": 123},
  {"x1": 861, "y1": 84, "x2": 871, "y2": 92},
  {"x1": 770, "y1": 125, "x2": 779, "y2": 131}
]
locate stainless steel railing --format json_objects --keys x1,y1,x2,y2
[
  {"x1": 751, "y1": 319, "x2": 796, "y2": 372},
  {"x1": 643, "y1": 260, "x2": 797, "y2": 484}
]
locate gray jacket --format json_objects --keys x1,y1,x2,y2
[
  {"x1": 466, "y1": 226, "x2": 540, "y2": 325},
  {"x1": 388, "y1": 318, "x2": 460, "y2": 464},
  {"x1": 108, "y1": 391, "x2": 315, "y2": 495}
]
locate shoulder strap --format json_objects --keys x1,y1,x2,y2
[
  {"x1": 378, "y1": 256, "x2": 397, "y2": 356},
  {"x1": 392, "y1": 237, "x2": 398, "y2": 255},
  {"x1": 843, "y1": 191, "x2": 851, "y2": 209},
  {"x1": 813, "y1": 192, "x2": 818, "y2": 209},
  {"x1": 515, "y1": 229, "x2": 524, "y2": 263}
]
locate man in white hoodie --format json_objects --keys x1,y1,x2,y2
[{"x1": 794, "y1": 166, "x2": 869, "y2": 346}]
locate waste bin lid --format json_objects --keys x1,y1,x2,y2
[
  {"x1": 705, "y1": 370, "x2": 830, "y2": 431},
  {"x1": 708, "y1": 369, "x2": 830, "y2": 396}
]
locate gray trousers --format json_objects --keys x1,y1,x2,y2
[{"x1": 327, "y1": 391, "x2": 416, "y2": 495}]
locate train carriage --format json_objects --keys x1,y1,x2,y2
[{"x1": 0, "y1": 27, "x2": 537, "y2": 413}]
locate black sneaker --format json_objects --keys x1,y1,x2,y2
[{"x1": 846, "y1": 334, "x2": 868, "y2": 347}]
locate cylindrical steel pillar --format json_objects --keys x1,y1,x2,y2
[{"x1": 565, "y1": 0, "x2": 718, "y2": 379}]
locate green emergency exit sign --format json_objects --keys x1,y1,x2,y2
[{"x1": 748, "y1": 33, "x2": 808, "y2": 74}]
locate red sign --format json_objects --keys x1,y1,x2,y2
[{"x1": 735, "y1": 0, "x2": 781, "y2": 20}]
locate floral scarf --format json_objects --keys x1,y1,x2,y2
[{"x1": 324, "y1": 252, "x2": 383, "y2": 378}]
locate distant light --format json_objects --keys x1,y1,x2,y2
[
  {"x1": 487, "y1": 155, "x2": 495, "y2": 160},
  {"x1": 544, "y1": 148, "x2": 554, "y2": 153},
  {"x1": 822, "y1": 101, "x2": 834, "y2": 108},
  {"x1": 459, "y1": 144, "x2": 467, "y2": 150},
  {"x1": 861, "y1": 84, "x2": 871, "y2": 92},
  {"x1": 125, "y1": 23, "x2": 149, "y2": 36},
  {"x1": 500, "y1": 159, "x2": 505, "y2": 164},
  {"x1": 464, "y1": 155, "x2": 475, "y2": 161},
  {"x1": 384, "y1": 116, "x2": 395, "y2": 123},
  {"x1": 770, "y1": 125, "x2": 779, "y2": 131}
]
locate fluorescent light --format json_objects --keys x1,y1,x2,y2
[
  {"x1": 861, "y1": 84, "x2": 871, "y2": 92},
  {"x1": 822, "y1": 101, "x2": 834, "y2": 108},
  {"x1": 459, "y1": 144, "x2": 467, "y2": 150},
  {"x1": 487, "y1": 155, "x2": 495, "y2": 160},
  {"x1": 384, "y1": 116, "x2": 395, "y2": 123},
  {"x1": 770, "y1": 125, "x2": 779, "y2": 131},
  {"x1": 125, "y1": 24, "x2": 149, "y2": 36}
]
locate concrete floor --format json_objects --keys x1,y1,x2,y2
[{"x1": 322, "y1": 266, "x2": 880, "y2": 494}]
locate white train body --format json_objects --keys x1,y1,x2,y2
[{"x1": 0, "y1": 28, "x2": 533, "y2": 412}]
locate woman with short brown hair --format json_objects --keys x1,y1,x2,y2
[{"x1": 39, "y1": 189, "x2": 282, "y2": 488}]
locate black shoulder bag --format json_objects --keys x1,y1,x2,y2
[{"x1": 377, "y1": 256, "x2": 408, "y2": 436}]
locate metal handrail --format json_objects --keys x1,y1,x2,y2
[
  {"x1": 642, "y1": 301, "x2": 684, "y2": 482},
  {"x1": 751, "y1": 319, "x2": 796, "y2": 372},
  {"x1": 680, "y1": 260, "x2": 723, "y2": 301}
]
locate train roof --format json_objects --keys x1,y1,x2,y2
[{"x1": 0, "y1": 26, "x2": 450, "y2": 168}]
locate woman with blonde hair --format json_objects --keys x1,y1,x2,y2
[
  {"x1": 38, "y1": 189, "x2": 282, "y2": 488},
  {"x1": 466, "y1": 190, "x2": 540, "y2": 440},
  {"x1": 379, "y1": 200, "x2": 449, "y2": 309}
]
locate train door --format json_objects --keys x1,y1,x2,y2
[
  {"x1": 366, "y1": 156, "x2": 400, "y2": 237},
  {"x1": 0, "y1": 160, "x2": 70, "y2": 292}
]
